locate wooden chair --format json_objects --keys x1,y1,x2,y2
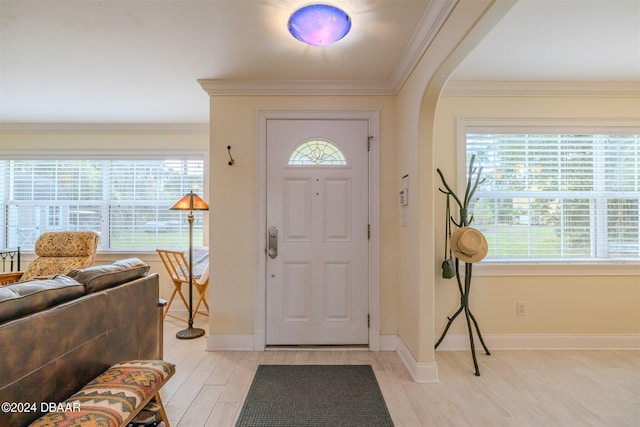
[{"x1": 157, "y1": 248, "x2": 209, "y2": 322}]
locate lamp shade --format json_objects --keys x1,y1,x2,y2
[
  {"x1": 170, "y1": 191, "x2": 209, "y2": 211},
  {"x1": 288, "y1": 4, "x2": 351, "y2": 46}
]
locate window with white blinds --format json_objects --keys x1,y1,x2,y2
[
  {"x1": 465, "y1": 132, "x2": 639, "y2": 261},
  {"x1": 0, "y1": 159, "x2": 205, "y2": 251}
]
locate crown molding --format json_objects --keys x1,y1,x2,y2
[
  {"x1": 0, "y1": 123, "x2": 209, "y2": 134},
  {"x1": 390, "y1": 0, "x2": 459, "y2": 92},
  {"x1": 442, "y1": 80, "x2": 640, "y2": 97},
  {"x1": 199, "y1": 79, "x2": 640, "y2": 98},
  {"x1": 197, "y1": 79, "x2": 395, "y2": 96}
]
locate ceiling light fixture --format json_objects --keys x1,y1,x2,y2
[{"x1": 288, "y1": 4, "x2": 351, "y2": 46}]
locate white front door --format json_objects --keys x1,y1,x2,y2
[{"x1": 266, "y1": 119, "x2": 369, "y2": 345}]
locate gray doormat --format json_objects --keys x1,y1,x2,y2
[{"x1": 235, "y1": 364, "x2": 394, "y2": 427}]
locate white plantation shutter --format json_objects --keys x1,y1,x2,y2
[
  {"x1": 1, "y1": 159, "x2": 205, "y2": 251},
  {"x1": 466, "y1": 133, "x2": 639, "y2": 261}
]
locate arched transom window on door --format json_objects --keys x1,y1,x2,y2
[{"x1": 288, "y1": 139, "x2": 347, "y2": 166}]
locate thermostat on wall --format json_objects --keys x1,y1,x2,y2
[{"x1": 399, "y1": 174, "x2": 409, "y2": 205}]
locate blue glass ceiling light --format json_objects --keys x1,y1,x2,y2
[{"x1": 288, "y1": 4, "x2": 351, "y2": 46}]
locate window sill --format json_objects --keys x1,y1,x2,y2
[
  {"x1": 94, "y1": 251, "x2": 161, "y2": 263},
  {"x1": 473, "y1": 261, "x2": 640, "y2": 277}
]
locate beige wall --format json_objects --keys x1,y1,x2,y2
[
  {"x1": 207, "y1": 96, "x2": 398, "y2": 336},
  {"x1": 433, "y1": 95, "x2": 640, "y2": 338},
  {"x1": 0, "y1": 126, "x2": 208, "y2": 153},
  {"x1": 393, "y1": 0, "x2": 501, "y2": 364}
]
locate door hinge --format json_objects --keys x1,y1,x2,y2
[
  {"x1": 367, "y1": 224, "x2": 370, "y2": 240},
  {"x1": 367, "y1": 135, "x2": 374, "y2": 151},
  {"x1": 368, "y1": 314, "x2": 370, "y2": 328}
]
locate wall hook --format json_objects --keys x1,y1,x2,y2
[{"x1": 227, "y1": 145, "x2": 235, "y2": 166}]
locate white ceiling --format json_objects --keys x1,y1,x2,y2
[
  {"x1": 451, "y1": 0, "x2": 640, "y2": 82},
  {"x1": 1, "y1": 0, "x2": 638, "y2": 124}
]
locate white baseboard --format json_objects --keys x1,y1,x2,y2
[
  {"x1": 382, "y1": 332, "x2": 639, "y2": 384},
  {"x1": 207, "y1": 334, "x2": 255, "y2": 351},
  {"x1": 435, "y1": 333, "x2": 640, "y2": 350},
  {"x1": 396, "y1": 337, "x2": 439, "y2": 383}
]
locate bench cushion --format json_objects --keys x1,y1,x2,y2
[{"x1": 29, "y1": 360, "x2": 175, "y2": 427}]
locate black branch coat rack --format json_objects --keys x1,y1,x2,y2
[{"x1": 435, "y1": 155, "x2": 490, "y2": 376}]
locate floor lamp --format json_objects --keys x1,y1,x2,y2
[{"x1": 170, "y1": 191, "x2": 209, "y2": 339}]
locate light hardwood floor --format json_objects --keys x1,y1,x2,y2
[{"x1": 160, "y1": 317, "x2": 639, "y2": 427}]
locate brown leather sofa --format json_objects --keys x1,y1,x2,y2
[{"x1": 0, "y1": 258, "x2": 163, "y2": 427}]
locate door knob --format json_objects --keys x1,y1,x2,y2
[{"x1": 268, "y1": 226, "x2": 278, "y2": 259}]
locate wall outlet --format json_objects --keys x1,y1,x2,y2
[{"x1": 517, "y1": 301, "x2": 527, "y2": 316}]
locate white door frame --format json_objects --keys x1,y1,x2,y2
[{"x1": 255, "y1": 109, "x2": 381, "y2": 351}]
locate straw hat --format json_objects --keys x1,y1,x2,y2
[{"x1": 450, "y1": 227, "x2": 488, "y2": 263}]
